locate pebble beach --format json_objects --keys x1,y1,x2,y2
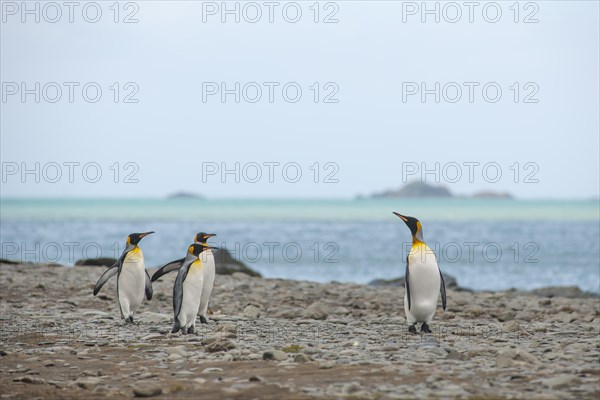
[{"x1": 1, "y1": 262, "x2": 599, "y2": 399}]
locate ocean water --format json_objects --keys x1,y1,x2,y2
[{"x1": 1, "y1": 198, "x2": 599, "y2": 293}]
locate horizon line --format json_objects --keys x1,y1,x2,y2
[{"x1": 1, "y1": 196, "x2": 599, "y2": 202}]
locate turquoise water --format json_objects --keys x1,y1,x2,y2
[
  {"x1": 1, "y1": 198, "x2": 599, "y2": 293},
  {"x1": 1, "y1": 198, "x2": 599, "y2": 221}
]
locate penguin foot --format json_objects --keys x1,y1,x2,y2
[
  {"x1": 187, "y1": 326, "x2": 195, "y2": 335},
  {"x1": 408, "y1": 324, "x2": 418, "y2": 334},
  {"x1": 199, "y1": 316, "x2": 208, "y2": 324},
  {"x1": 420, "y1": 323, "x2": 432, "y2": 334},
  {"x1": 125, "y1": 316, "x2": 134, "y2": 324}
]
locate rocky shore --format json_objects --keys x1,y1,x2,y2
[{"x1": 1, "y1": 263, "x2": 599, "y2": 399}]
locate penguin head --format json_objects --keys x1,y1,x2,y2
[
  {"x1": 127, "y1": 231, "x2": 154, "y2": 246},
  {"x1": 393, "y1": 212, "x2": 424, "y2": 242},
  {"x1": 195, "y1": 232, "x2": 216, "y2": 243},
  {"x1": 188, "y1": 242, "x2": 218, "y2": 257}
]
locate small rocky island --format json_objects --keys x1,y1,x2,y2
[
  {"x1": 166, "y1": 191, "x2": 204, "y2": 200},
  {"x1": 372, "y1": 182, "x2": 453, "y2": 198},
  {"x1": 471, "y1": 191, "x2": 514, "y2": 199},
  {"x1": 368, "y1": 182, "x2": 513, "y2": 199}
]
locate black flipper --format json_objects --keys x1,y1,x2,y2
[
  {"x1": 173, "y1": 262, "x2": 191, "y2": 322},
  {"x1": 405, "y1": 256, "x2": 411, "y2": 311},
  {"x1": 151, "y1": 258, "x2": 185, "y2": 282},
  {"x1": 93, "y1": 266, "x2": 118, "y2": 296},
  {"x1": 94, "y1": 246, "x2": 132, "y2": 296},
  {"x1": 144, "y1": 270, "x2": 153, "y2": 300},
  {"x1": 439, "y1": 270, "x2": 447, "y2": 310}
]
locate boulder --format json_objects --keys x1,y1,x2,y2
[
  {"x1": 303, "y1": 301, "x2": 329, "y2": 320},
  {"x1": 243, "y1": 305, "x2": 261, "y2": 319},
  {"x1": 496, "y1": 347, "x2": 539, "y2": 368},
  {"x1": 294, "y1": 353, "x2": 311, "y2": 363},
  {"x1": 529, "y1": 286, "x2": 595, "y2": 299},
  {"x1": 75, "y1": 249, "x2": 262, "y2": 277},
  {"x1": 76, "y1": 377, "x2": 102, "y2": 389},
  {"x1": 263, "y1": 350, "x2": 288, "y2": 361},
  {"x1": 133, "y1": 383, "x2": 163, "y2": 398},
  {"x1": 75, "y1": 258, "x2": 117, "y2": 267},
  {"x1": 213, "y1": 249, "x2": 262, "y2": 277},
  {"x1": 13, "y1": 376, "x2": 45, "y2": 384},
  {"x1": 539, "y1": 375, "x2": 580, "y2": 389},
  {"x1": 369, "y1": 273, "x2": 458, "y2": 289},
  {"x1": 205, "y1": 340, "x2": 236, "y2": 353}
]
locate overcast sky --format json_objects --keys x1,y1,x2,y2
[{"x1": 1, "y1": 1, "x2": 599, "y2": 199}]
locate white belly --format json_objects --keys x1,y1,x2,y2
[
  {"x1": 179, "y1": 268, "x2": 204, "y2": 328},
  {"x1": 199, "y1": 250, "x2": 215, "y2": 317},
  {"x1": 404, "y1": 245, "x2": 441, "y2": 323},
  {"x1": 118, "y1": 251, "x2": 146, "y2": 318}
]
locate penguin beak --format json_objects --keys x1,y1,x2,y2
[
  {"x1": 392, "y1": 212, "x2": 408, "y2": 222},
  {"x1": 139, "y1": 231, "x2": 155, "y2": 239},
  {"x1": 204, "y1": 233, "x2": 217, "y2": 239}
]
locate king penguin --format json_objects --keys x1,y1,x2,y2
[
  {"x1": 151, "y1": 232, "x2": 217, "y2": 324},
  {"x1": 393, "y1": 212, "x2": 446, "y2": 334},
  {"x1": 171, "y1": 242, "x2": 217, "y2": 334},
  {"x1": 93, "y1": 232, "x2": 154, "y2": 323}
]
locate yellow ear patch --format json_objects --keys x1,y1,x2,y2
[{"x1": 188, "y1": 245, "x2": 194, "y2": 254}]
